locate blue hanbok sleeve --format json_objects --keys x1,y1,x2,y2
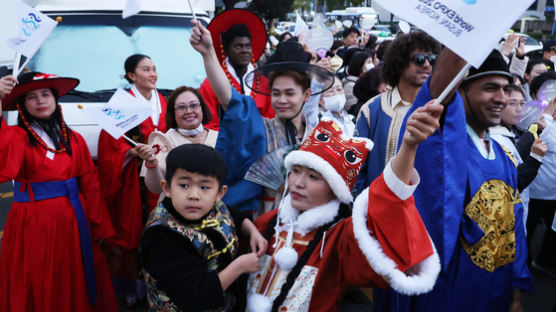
[
  {"x1": 215, "y1": 87, "x2": 266, "y2": 212},
  {"x1": 398, "y1": 78, "x2": 468, "y2": 268},
  {"x1": 512, "y1": 200, "x2": 534, "y2": 291},
  {"x1": 354, "y1": 107, "x2": 372, "y2": 195}
]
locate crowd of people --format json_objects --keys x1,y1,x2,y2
[{"x1": 0, "y1": 7, "x2": 555, "y2": 312}]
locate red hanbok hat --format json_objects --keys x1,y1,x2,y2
[
  {"x1": 2, "y1": 72, "x2": 79, "y2": 111},
  {"x1": 207, "y1": 9, "x2": 267, "y2": 64}
]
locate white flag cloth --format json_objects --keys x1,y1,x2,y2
[
  {"x1": 6, "y1": 1, "x2": 57, "y2": 58},
  {"x1": 293, "y1": 13, "x2": 309, "y2": 37},
  {"x1": 123, "y1": 0, "x2": 141, "y2": 19},
  {"x1": 83, "y1": 88, "x2": 151, "y2": 140},
  {"x1": 373, "y1": 0, "x2": 534, "y2": 67}
]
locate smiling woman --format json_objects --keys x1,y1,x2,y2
[
  {"x1": 140, "y1": 86, "x2": 217, "y2": 199},
  {"x1": 190, "y1": 21, "x2": 335, "y2": 215},
  {"x1": 96, "y1": 53, "x2": 169, "y2": 308},
  {"x1": 0, "y1": 72, "x2": 118, "y2": 311}
]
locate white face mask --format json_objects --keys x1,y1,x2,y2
[
  {"x1": 364, "y1": 63, "x2": 375, "y2": 72},
  {"x1": 322, "y1": 94, "x2": 346, "y2": 112},
  {"x1": 550, "y1": 55, "x2": 556, "y2": 65}
]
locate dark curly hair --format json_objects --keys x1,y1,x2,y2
[
  {"x1": 165, "y1": 86, "x2": 212, "y2": 129},
  {"x1": 381, "y1": 31, "x2": 441, "y2": 87}
]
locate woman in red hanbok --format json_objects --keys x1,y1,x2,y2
[
  {"x1": 96, "y1": 54, "x2": 167, "y2": 307},
  {"x1": 0, "y1": 72, "x2": 117, "y2": 312}
]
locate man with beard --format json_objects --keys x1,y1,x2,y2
[
  {"x1": 199, "y1": 9, "x2": 274, "y2": 131},
  {"x1": 354, "y1": 31, "x2": 440, "y2": 191},
  {"x1": 373, "y1": 49, "x2": 533, "y2": 311}
]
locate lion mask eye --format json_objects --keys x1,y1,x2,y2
[
  {"x1": 314, "y1": 129, "x2": 331, "y2": 142},
  {"x1": 344, "y1": 150, "x2": 362, "y2": 165}
]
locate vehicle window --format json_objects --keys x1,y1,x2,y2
[{"x1": 28, "y1": 14, "x2": 205, "y2": 97}]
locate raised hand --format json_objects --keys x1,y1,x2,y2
[
  {"x1": 316, "y1": 57, "x2": 332, "y2": 72},
  {"x1": 501, "y1": 34, "x2": 518, "y2": 57},
  {"x1": 0, "y1": 75, "x2": 18, "y2": 115},
  {"x1": 189, "y1": 20, "x2": 214, "y2": 56},
  {"x1": 402, "y1": 100, "x2": 444, "y2": 147},
  {"x1": 531, "y1": 138, "x2": 547, "y2": 158}
]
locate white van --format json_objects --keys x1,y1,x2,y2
[{"x1": 7, "y1": 0, "x2": 213, "y2": 159}]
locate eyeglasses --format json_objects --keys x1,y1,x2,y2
[
  {"x1": 175, "y1": 103, "x2": 200, "y2": 112},
  {"x1": 411, "y1": 53, "x2": 438, "y2": 66},
  {"x1": 507, "y1": 100, "x2": 525, "y2": 107}
]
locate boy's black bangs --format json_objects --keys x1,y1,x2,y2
[{"x1": 165, "y1": 144, "x2": 227, "y2": 186}]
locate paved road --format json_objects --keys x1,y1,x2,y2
[{"x1": 0, "y1": 181, "x2": 554, "y2": 311}]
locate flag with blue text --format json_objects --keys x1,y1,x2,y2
[{"x1": 373, "y1": 0, "x2": 534, "y2": 67}]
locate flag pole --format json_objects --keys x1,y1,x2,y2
[
  {"x1": 15, "y1": 57, "x2": 31, "y2": 76},
  {"x1": 186, "y1": 0, "x2": 197, "y2": 22},
  {"x1": 13, "y1": 52, "x2": 21, "y2": 76},
  {"x1": 122, "y1": 134, "x2": 138, "y2": 147},
  {"x1": 435, "y1": 62, "x2": 472, "y2": 105}
]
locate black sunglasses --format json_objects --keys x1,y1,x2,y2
[{"x1": 411, "y1": 53, "x2": 438, "y2": 66}]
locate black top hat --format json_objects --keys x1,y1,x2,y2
[
  {"x1": 463, "y1": 50, "x2": 512, "y2": 84},
  {"x1": 245, "y1": 41, "x2": 335, "y2": 96}
]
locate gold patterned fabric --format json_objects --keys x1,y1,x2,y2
[
  {"x1": 144, "y1": 201, "x2": 238, "y2": 312},
  {"x1": 460, "y1": 179, "x2": 522, "y2": 272}
]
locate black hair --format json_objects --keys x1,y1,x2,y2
[
  {"x1": 512, "y1": 73, "x2": 525, "y2": 86},
  {"x1": 382, "y1": 31, "x2": 440, "y2": 87},
  {"x1": 331, "y1": 40, "x2": 344, "y2": 52},
  {"x1": 165, "y1": 144, "x2": 227, "y2": 187},
  {"x1": 342, "y1": 48, "x2": 364, "y2": 70},
  {"x1": 353, "y1": 65, "x2": 383, "y2": 103},
  {"x1": 278, "y1": 32, "x2": 292, "y2": 42},
  {"x1": 342, "y1": 26, "x2": 361, "y2": 38},
  {"x1": 16, "y1": 88, "x2": 73, "y2": 156},
  {"x1": 348, "y1": 51, "x2": 372, "y2": 77},
  {"x1": 525, "y1": 58, "x2": 550, "y2": 75},
  {"x1": 506, "y1": 84, "x2": 525, "y2": 97},
  {"x1": 376, "y1": 39, "x2": 392, "y2": 61},
  {"x1": 124, "y1": 54, "x2": 151, "y2": 83},
  {"x1": 266, "y1": 203, "x2": 352, "y2": 312},
  {"x1": 530, "y1": 70, "x2": 556, "y2": 99},
  {"x1": 364, "y1": 35, "x2": 378, "y2": 50},
  {"x1": 222, "y1": 24, "x2": 252, "y2": 55}
]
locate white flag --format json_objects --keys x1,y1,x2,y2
[
  {"x1": 83, "y1": 88, "x2": 151, "y2": 140},
  {"x1": 123, "y1": 0, "x2": 141, "y2": 19},
  {"x1": 6, "y1": 2, "x2": 57, "y2": 58},
  {"x1": 293, "y1": 13, "x2": 309, "y2": 37},
  {"x1": 373, "y1": 0, "x2": 534, "y2": 67}
]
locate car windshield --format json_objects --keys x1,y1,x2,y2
[
  {"x1": 524, "y1": 36, "x2": 540, "y2": 45},
  {"x1": 28, "y1": 13, "x2": 205, "y2": 98}
]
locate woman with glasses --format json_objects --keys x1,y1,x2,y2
[
  {"x1": 490, "y1": 84, "x2": 547, "y2": 235},
  {"x1": 140, "y1": 86, "x2": 217, "y2": 199}
]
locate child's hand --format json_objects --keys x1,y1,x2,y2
[
  {"x1": 241, "y1": 219, "x2": 268, "y2": 257},
  {"x1": 235, "y1": 252, "x2": 260, "y2": 274},
  {"x1": 249, "y1": 231, "x2": 268, "y2": 257},
  {"x1": 403, "y1": 100, "x2": 443, "y2": 148}
]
